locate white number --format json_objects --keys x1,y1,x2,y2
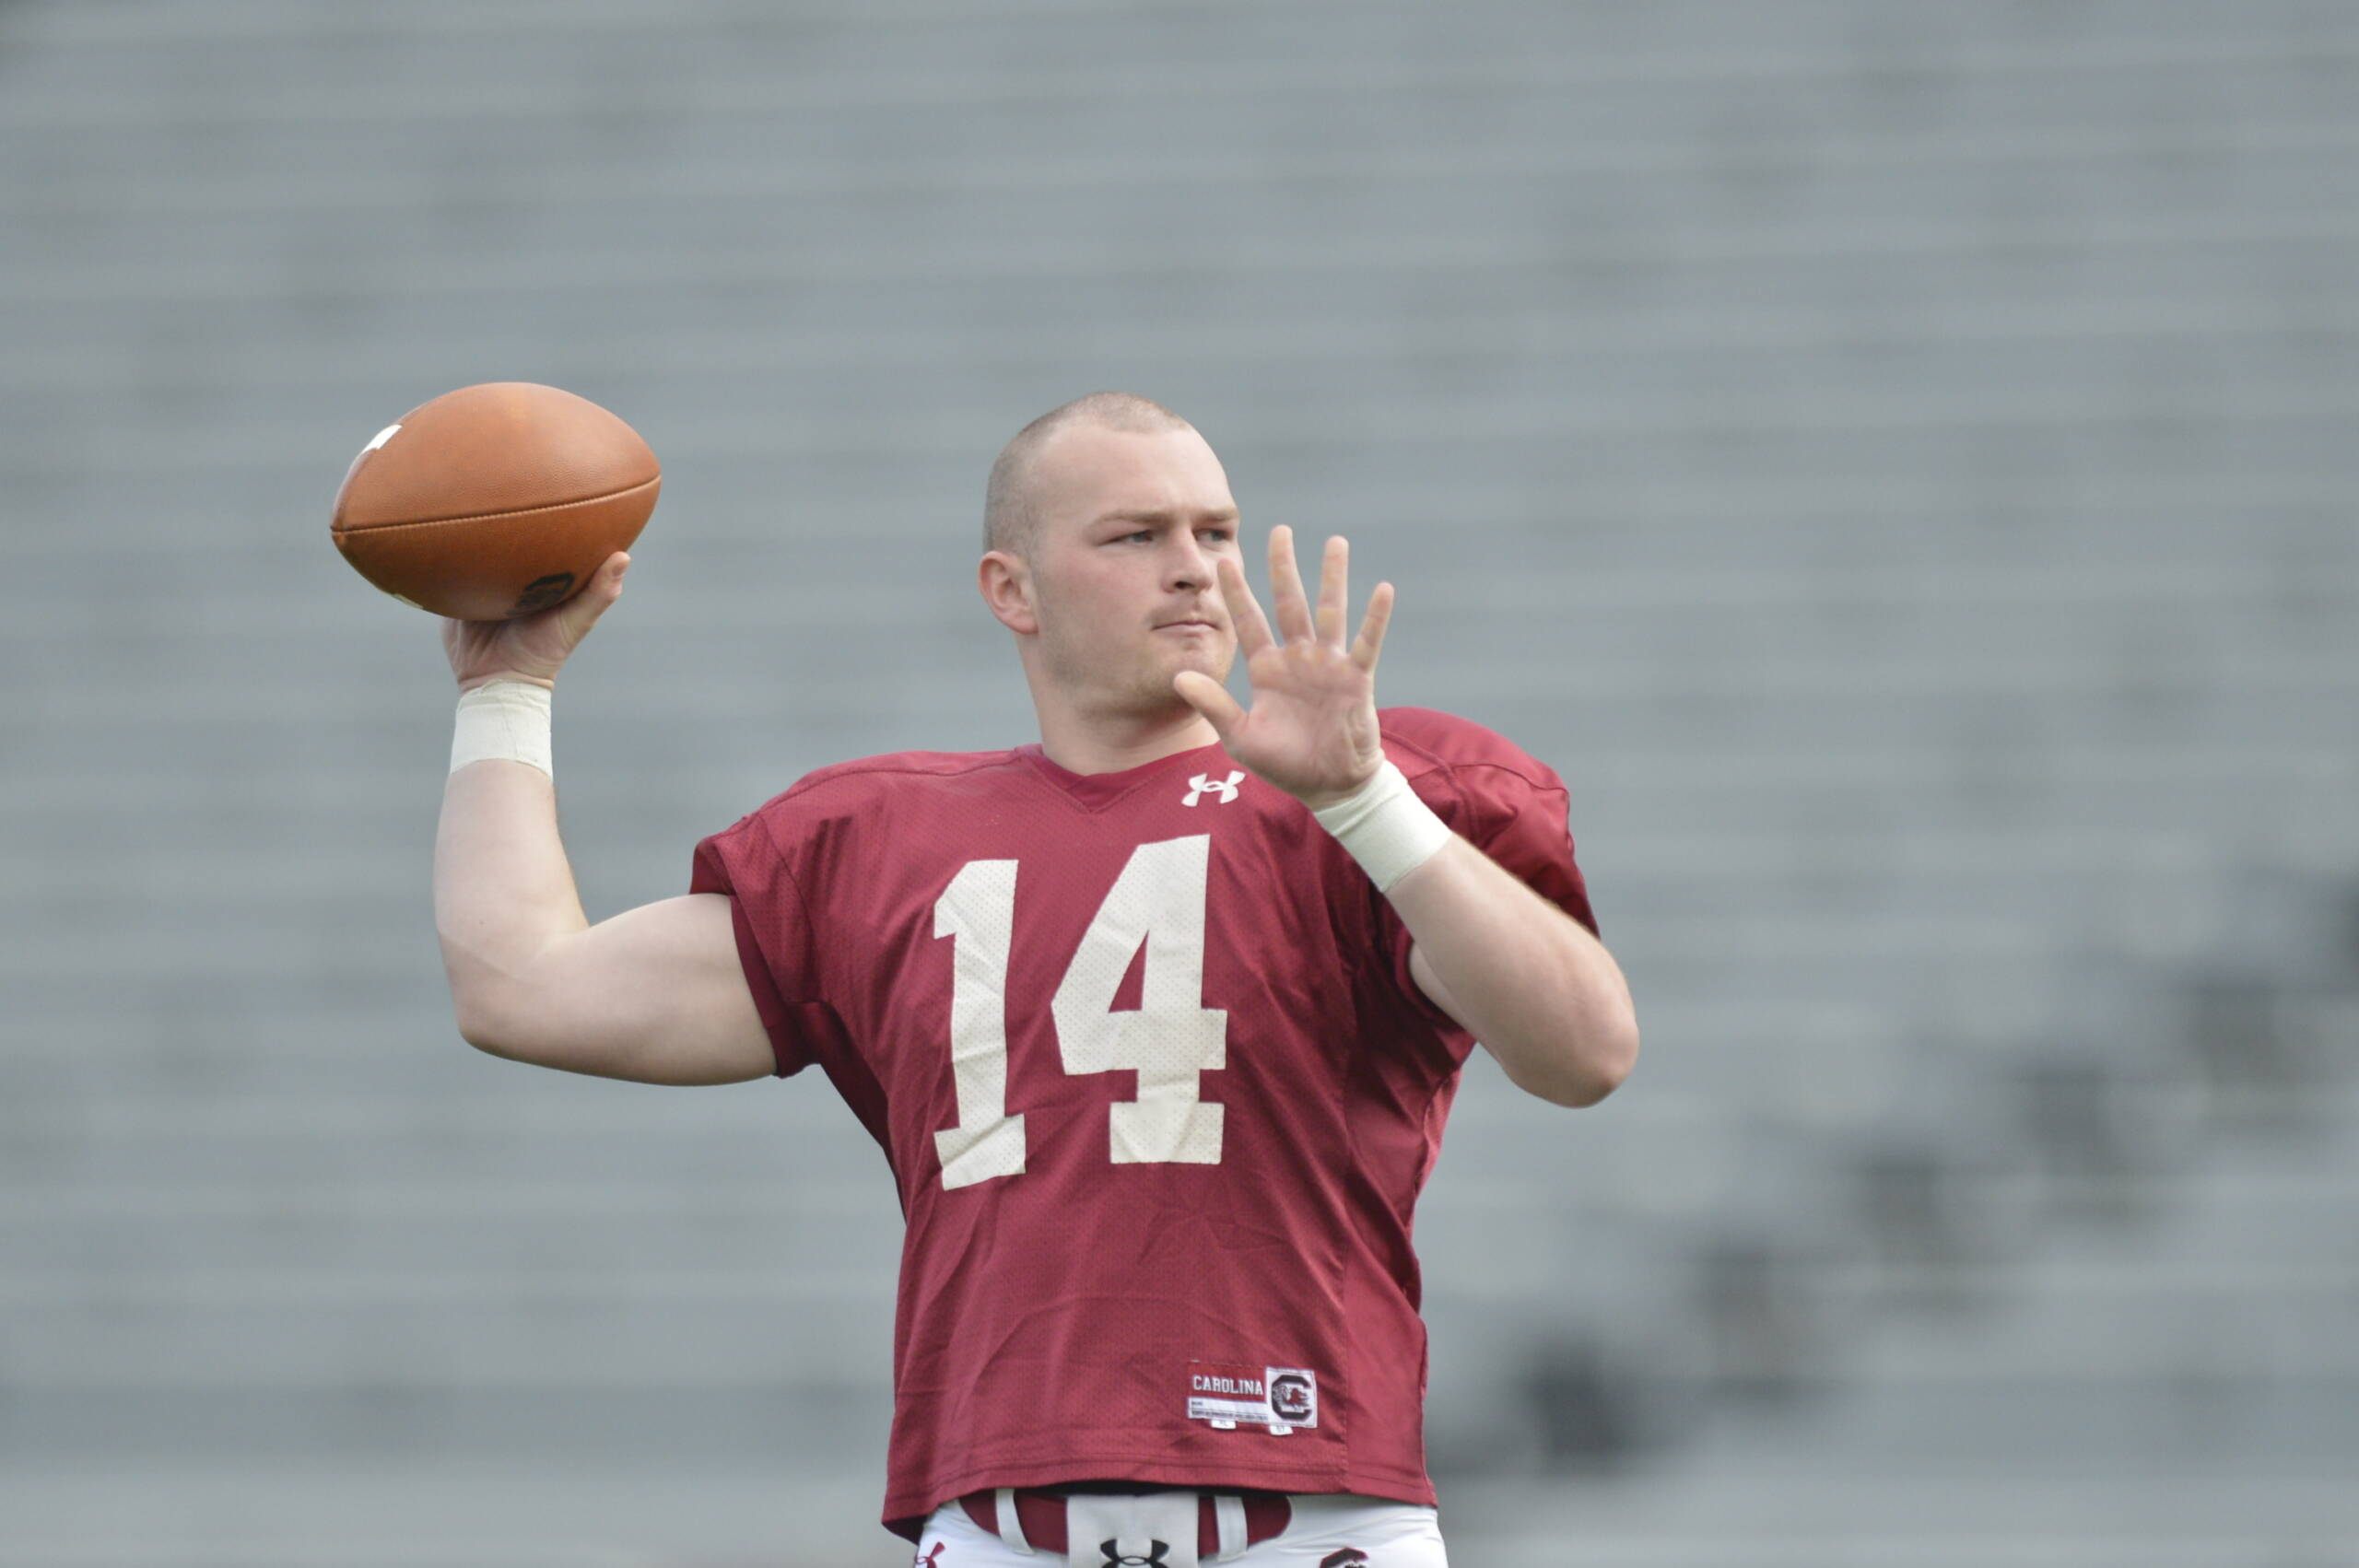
[
  {"x1": 931, "y1": 859, "x2": 1027, "y2": 1190},
  {"x1": 1053, "y1": 836, "x2": 1228, "y2": 1165},
  {"x1": 930, "y1": 837, "x2": 1228, "y2": 1189}
]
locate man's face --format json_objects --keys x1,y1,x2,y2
[{"x1": 1015, "y1": 423, "x2": 1242, "y2": 720}]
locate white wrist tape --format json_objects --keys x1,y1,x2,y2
[
  {"x1": 451, "y1": 680, "x2": 553, "y2": 778},
  {"x1": 1311, "y1": 758, "x2": 1451, "y2": 893}
]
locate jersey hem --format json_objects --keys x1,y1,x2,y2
[{"x1": 885, "y1": 1457, "x2": 1438, "y2": 1540}]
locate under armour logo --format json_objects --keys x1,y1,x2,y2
[
  {"x1": 1099, "y1": 1542, "x2": 1170, "y2": 1567},
  {"x1": 1184, "y1": 770, "x2": 1245, "y2": 806},
  {"x1": 912, "y1": 1544, "x2": 946, "y2": 1567}
]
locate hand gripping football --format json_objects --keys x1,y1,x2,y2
[{"x1": 331, "y1": 381, "x2": 660, "y2": 621}]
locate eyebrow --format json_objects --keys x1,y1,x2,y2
[{"x1": 1094, "y1": 508, "x2": 1240, "y2": 527}]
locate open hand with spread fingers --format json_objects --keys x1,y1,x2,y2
[{"x1": 1174, "y1": 525, "x2": 1396, "y2": 811}]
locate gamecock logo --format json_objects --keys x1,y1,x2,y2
[{"x1": 1270, "y1": 1372, "x2": 1316, "y2": 1422}]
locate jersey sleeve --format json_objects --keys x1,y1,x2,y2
[
  {"x1": 1375, "y1": 713, "x2": 1600, "y2": 1036},
  {"x1": 688, "y1": 811, "x2": 826, "y2": 1079}
]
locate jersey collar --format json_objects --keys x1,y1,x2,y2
[{"x1": 1013, "y1": 738, "x2": 1235, "y2": 813}]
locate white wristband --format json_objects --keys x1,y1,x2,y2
[
  {"x1": 451, "y1": 680, "x2": 553, "y2": 778},
  {"x1": 1310, "y1": 758, "x2": 1451, "y2": 893}
]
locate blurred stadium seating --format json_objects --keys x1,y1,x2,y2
[{"x1": 1, "y1": 2, "x2": 2354, "y2": 1563}]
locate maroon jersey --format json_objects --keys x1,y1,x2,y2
[{"x1": 688, "y1": 707, "x2": 1596, "y2": 1538}]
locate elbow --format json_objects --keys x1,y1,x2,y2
[
  {"x1": 445, "y1": 953, "x2": 542, "y2": 1061},
  {"x1": 1581, "y1": 1011, "x2": 1642, "y2": 1105},
  {"x1": 452, "y1": 990, "x2": 517, "y2": 1058},
  {"x1": 1567, "y1": 1038, "x2": 1638, "y2": 1107},
  {"x1": 441, "y1": 942, "x2": 506, "y2": 1053},
  {"x1": 1524, "y1": 1012, "x2": 1640, "y2": 1109}
]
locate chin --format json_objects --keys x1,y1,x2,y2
[
  {"x1": 1060, "y1": 637, "x2": 1232, "y2": 720},
  {"x1": 1160, "y1": 636, "x2": 1233, "y2": 680},
  {"x1": 1116, "y1": 653, "x2": 1226, "y2": 720}
]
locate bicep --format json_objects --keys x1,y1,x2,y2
[{"x1": 466, "y1": 893, "x2": 776, "y2": 1085}]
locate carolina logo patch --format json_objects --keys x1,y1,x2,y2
[{"x1": 1186, "y1": 1361, "x2": 1319, "y2": 1433}]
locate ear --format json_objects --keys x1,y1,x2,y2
[{"x1": 979, "y1": 549, "x2": 1039, "y2": 636}]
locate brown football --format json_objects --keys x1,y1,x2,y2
[{"x1": 331, "y1": 381, "x2": 660, "y2": 621}]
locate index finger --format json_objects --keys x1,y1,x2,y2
[
  {"x1": 1267, "y1": 525, "x2": 1317, "y2": 645},
  {"x1": 1351, "y1": 580, "x2": 1395, "y2": 673},
  {"x1": 1216, "y1": 553, "x2": 1276, "y2": 658}
]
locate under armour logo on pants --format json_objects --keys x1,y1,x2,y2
[
  {"x1": 1100, "y1": 1543, "x2": 1170, "y2": 1567},
  {"x1": 1064, "y1": 1492, "x2": 1196, "y2": 1568}
]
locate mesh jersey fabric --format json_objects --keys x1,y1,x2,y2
[{"x1": 687, "y1": 707, "x2": 1597, "y2": 1539}]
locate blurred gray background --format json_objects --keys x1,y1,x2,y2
[{"x1": 4, "y1": 1, "x2": 2357, "y2": 1564}]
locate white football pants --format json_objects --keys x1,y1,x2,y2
[{"x1": 910, "y1": 1492, "x2": 1448, "y2": 1568}]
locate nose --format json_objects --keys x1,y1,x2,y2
[{"x1": 1166, "y1": 531, "x2": 1215, "y2": 593}]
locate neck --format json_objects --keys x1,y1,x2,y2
[{"x1": 1033, "y1": 699, "x2": 1222, "y2": 777}]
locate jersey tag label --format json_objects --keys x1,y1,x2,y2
[{"x1": 1186, "y1": 1361, "x2": 1319, "y2": 1433}]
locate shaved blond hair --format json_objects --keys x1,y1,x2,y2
[{"x1": 983, "y1": 391, "x2": 1195, "y2": 558}]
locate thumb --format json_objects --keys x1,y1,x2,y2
[
  {"x1": 554, "y1": 551, "x2": 629, "y2": 642},
  {"x1": 1173, "y1": 670, "x2": 1245, "y2": 737}
]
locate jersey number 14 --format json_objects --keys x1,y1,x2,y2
[{"x1": 932, "y1": 835, "x2": 1226, "y2": 1190}]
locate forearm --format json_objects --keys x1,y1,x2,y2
[
  {"x1": 1387, "y1": 838, "x2": 1638, "y2": 1106},
  {"x1": 433, "y1": 715, "x2": 590, "y2": 1042}
]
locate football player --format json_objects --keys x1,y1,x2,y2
[{"x1": 435, "y1": 392, "x2": 1639, "y2": 1566}]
